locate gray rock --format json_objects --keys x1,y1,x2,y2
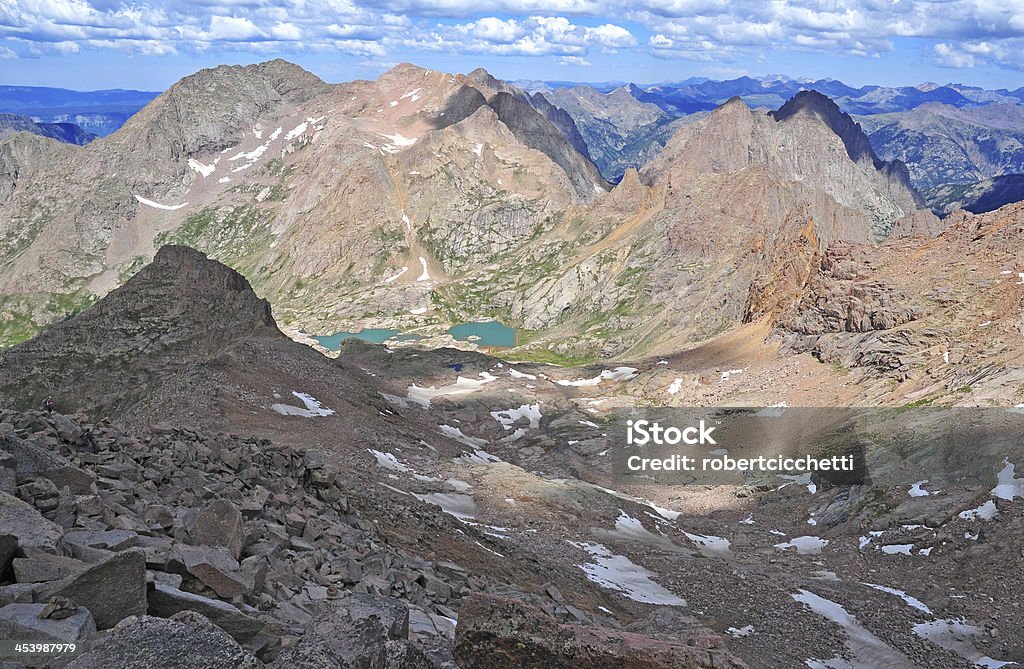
[
  {"x1": 66, "y1": 612, "x2": 263, "y2": 669},
  {"x1": 12, "y1": 548, "x2": 88, "y2": 583},
  {"x1": 184, "y1": 499, "x2": 245, "y2": 561},
  {"x1": 0, "y1": 434, "x2": 95, "y2": 494},
  {"x1": 0, "y1": 583, "x2": 41, "y2": 606},
  {"x1": 337, "y1": 592, "x2": 410, "y2": 641},
  {"x1": 0, "y1": 602, "x2": 96, "y2": 641},
  {"x1": 41, "y1": 549, "x2": 147, "y2": 629},
  {"x1": 168, "y1": 545, "x2": 250, "y2": 599},
  {"x1": 453, "y1": 593, "x2": 746, "y2": 669},
  {"x1": 64, "y1": 529, "x2": 138, "y2": 552},
  {"x1": 0, "y1": 491, "x2": 66, "y2": 555},
  {"x1": 148, "y1": 582, "x2": 264, "y2": 643},
  {"x1": 273, "y1": 596, "x2": 430, "y2": 669}
]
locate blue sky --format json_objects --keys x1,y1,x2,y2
[{"x1": 3, "y1": 1, "x2": 1024, "y2": 91}]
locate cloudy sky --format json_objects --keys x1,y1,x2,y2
[{"x1": 3, "y1": 0, "x2": 1024, "y2": 91}]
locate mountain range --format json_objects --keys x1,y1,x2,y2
[{"x1": 7, "y1": 73, "x2": 1024, "y2": 215}]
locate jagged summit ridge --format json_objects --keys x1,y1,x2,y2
[
  {"x1": 772, "y1": 89, "x2": 886, "y2": 169},
  {"x1": 645, "y1": 90, "x2": 926, "y2": 237},
  {"x1": 770, "y1": 90, "x2": 922, "y2": 208}
]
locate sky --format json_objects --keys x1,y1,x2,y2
[{"x1": 3, "y1": 1, "x2": 1024, "y2": 92}]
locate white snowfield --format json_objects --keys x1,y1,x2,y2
[
  {"x1": 367, "y1": 449, "x2": 411, "y2": 473},
  {"x1": 683, "y1": 531, "x2": 732, "y2": 557},
  {"x1": 862, "y1": 583, "x2": 931, "y2": 614},
  {"x1": 439, "y1": 424, "x2": 487, "y2": 448},
  {"x1": 880, "y1": 544, "x2": 914, "y2": 555},
  {"x1": 406, "y1": 372, "x2": 497, "y2": 407},
  {"x1": 285, "y1": 122, "x2": 308, "y2": 141},
  {"x1": 793, "y1": 589, "x2": 913, "y2": 667},
  {"x1": 417, "y1": 257, "x2": 431, "y2": 281},
  {"x1": 380, "y1": 132, "x2": 417, "y2": 147},
  {"x1": 412, "y1": 492, "x2": 477, "y2": 520},
  {"x1": 778, "y1": 472, "x2": 817, "y2": 494},
  {"x1": 382, "y1": 266, "x2": 408, "y2": 283},
  {"x1": 570, "y1": 541, "x2": 686, "y2": 606},
  {"x1": 992, "y1": 458, "x2": 1024, "y2": 501},
  {"x1": 271, "y1": 391, "x2": 335, "y2": 418},
  {"x1": 187, "y1": 158, "x2": 215, "y2": 177},
  {"x1": 959, "y1": 499, "x2": 998, "y2": 521},
  {"x1": 134, "y1": 194, "x2": 188, "y2": 211},
  {"x1": 557, "y1": 367, "x2": 638, "y2": 387},
  {"x1": 601, "y1": 511, "x2": 677, "y2": 550},
  {"x1": 229, "y1": 144, "x2": 267, "y2": 162},
  {"x1": 490, "y1": 404, "x2": 542, "y2": 430},
  {"x1": 909, "y1": 480, "x2": 932, "y2": 497},
  {"x1": 727, "y1": 625, "x2": 754, "y2": 638},
  {"x1": 773, "y1": 535, "x2": 828, "y2": 554},
  {"x1": 912, "y1": 619, "x2": 1014, "y2": 668}
]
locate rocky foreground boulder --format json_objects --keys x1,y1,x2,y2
[
  {"x1": 454, "y1": 593, "x2": 746, "y2": 669},
  {"x1": 65, "y1": 611, "x2": 262, "y2": 669}
]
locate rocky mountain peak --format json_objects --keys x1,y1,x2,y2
[
  {"x1": 719, "y1": 95, "x2": 750, "y2": 111},
  {"x1": 625, "y1": 83, "x2": 645, "y2": 98},
  {"x1": 771, "y1": 90, "x2": 879, "y2": 167},
  {"x1": 102, "y1": 59, "x2": 331, "y2": 191},
  {"x1": 485, "y1": 91, "x2": 608, "y2": 197},
  {"x1": 0, "y1": 245, "x2": 280, "y2": 416},
  {"x1": 645, "y1": 89, "x2": 927, "y2": 239},
  {"x1": 770, "y1": 90, "x2": 925, "y2": 210},
  {"x1": 99, "y1": 244, "x2": 278, "y2": 339},
  {"x1": 139, "y1": 244, "x2": 276, "y2": 321},
  {"x1": 464, "y1": 67, "x2": 507, "y2": 97}
]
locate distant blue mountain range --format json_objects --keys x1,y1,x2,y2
[
  {"x1": 0, "y1": 85, "x2": 159, "y2": 136},
  {"x1": 514, "y1": 74, "x2": 1024, "y2": 116}
]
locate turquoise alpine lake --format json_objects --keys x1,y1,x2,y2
[
  {"x1": 446, "y1": 320, "x2": 517, "y2": 347},
  {"x1": 315, "y1": 321, "x2": 517, "y2": 351}
]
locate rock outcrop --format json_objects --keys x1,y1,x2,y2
[{"x1": 0, "y1": 245, "x2": 279, "y2": 420}]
